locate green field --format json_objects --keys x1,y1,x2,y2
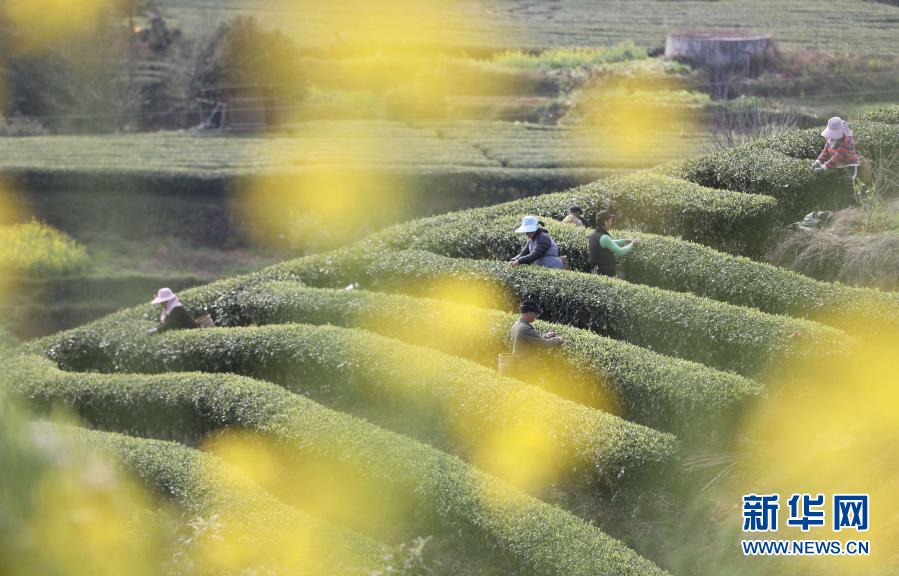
[
  {"x1": 0, "y1": 120, "x2": 704, "y2": 176},
  {"x1": 158, "y1": 0, "x2": 899, "y2": 54}
]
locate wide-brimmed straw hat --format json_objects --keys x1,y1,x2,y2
[
  {"x1": 151, "y1": 287, "x2": 176, "y2": 304},
  {"x1": 821, "y1": 117, "x2": 847, "y2": 140},
  {"x1": 515, "y1": 215, "x2": 540, "y2": 234}
]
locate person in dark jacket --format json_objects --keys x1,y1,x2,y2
[
  {"x1": 588, "y1": 210, "x2": 639, "y2": 277},
  {"x1": 508, "y1": 216, "x2": 564, "y2": 269},
  {"x1": 511, "y1": 300, "x2": 563, "y2": 359},
  {"x1": 148, "y1": 288, "x2": 199, "y2": 334}
]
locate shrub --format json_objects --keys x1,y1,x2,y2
[
  {"x1": 35, "y1": 322, "x2": 678, "y2": 490},
  {"x1": 200, "y1": 281, "x2": 762, "y2": 435},
  {"x1": 673, "y1": 147, "x2": 846, "y2": 222},
  {"x1": 6, "y1": 356, "x2": 671, "y2": 576},
  {"x1": 267, "y1": 249, "x2": 846, "y2": 377},
  {"x1": 861, "y1": 105, "x2": 899, "y2": 125},
  {"x1": 0, "y1": 220, "x2": 89, "y2": 278},
  {"x1": 756, "y1": 121, "x2": 899, "y2": 163},
  {"x1": 671, "y1": 120, "x2": 899, "y2": 223},
  {"x1": 377, "y1": 172, "x2": 778, "y2": 256},
  {"x1": 60, "y1": 425, "x2": 388, "y2": 576},
  {"x1": 617, "y1": 232, "x2": 899, "y2": 332},
  {"x1": 382, "y1": 212, "x2": 899, "y2": 332}
]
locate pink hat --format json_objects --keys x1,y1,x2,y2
[
  {"x1": 821, "y1": 117, "x2": 848, "y2": 140},
  {"x1": 151, "y1": 287, "x2": 176, "y2": 304}
]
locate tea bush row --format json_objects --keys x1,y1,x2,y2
[
  {"x1": 6, "y1": 356, "x2": 671, "y2": 576},
  {"x1": 35, "y1": 323, "x2": 678, "y2": 489},
  {"x1": 267, "y1": 249, "x2": 848, "y2": 378},
  {"x1": 375, "y1": 172, "x2": 777, "y2": 256},
  {"x1": 379, "y1": 213, "x2": 899, "y2": 332},
  {"x1": 200, "y1": 281, "x2": 762, "y2": 435},
  {"x1": 57, "y1": 425, "x2": 387, "y2": 576},
  {"x1": 668, "y1": 120, "x2": 899, "y2": 221}
]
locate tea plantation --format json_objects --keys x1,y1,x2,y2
[
  {"x1": 3, "y1": 108, "x2": 898, "y2": 575},
  {"x1": 159, "y1": 0, "x2": 899, "y2": 55}
]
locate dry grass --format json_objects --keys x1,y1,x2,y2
[{"x1": 766, "y1": 198, "x2": 899, "y2": 290}]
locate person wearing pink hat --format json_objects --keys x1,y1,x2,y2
[
  {"x1": 813, "y1": 116, "x2": 860, "y2": 200},
  {"x1": 148, "y1": 288, "x2": 199, "y2": 334}
]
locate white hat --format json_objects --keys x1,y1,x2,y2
[
  {"x1": 151, "y1": 287, "x2": 176, "y2": 304},
  {"x1": 515, "y1": 215, "x2": 540, "y2": 234},
  {"x1": 821, "y1": 116, "x2": 847, "y2": 140}
]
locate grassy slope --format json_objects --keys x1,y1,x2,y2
[{"x1": 159, "y1": 0, "x2": 899, "y2": 54}]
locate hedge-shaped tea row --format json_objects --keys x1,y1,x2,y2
[
  {"x1": 36, "y1": 323, "x2": 678, "y2": 488},
  {"x1": 51, "y1": 424, "x2": 388, "y2": 576},
  {"x1": 668, "y1": 120, "x2": 899, "y2": 221},
  {"x1": 379, "y1": 213, "x2": 899, "y2": 332},
  {"x1": 373, "y1": 172, "x2": 777, "y2": 256},
  {"x1": 670, "y1": 147, "x2": 845, "y2": 221},
  {"x1": 267, "y1": 249, "x2": 847, "y2": 377},
  {"x1": 753, "y1": 120, "x2": 899, "y2": 161},
  {"x1": 6, "y1": 356, "x2": 671, "y2": 576},
  {"x1": 202, "y1": 281, "x2": 761, "y2": 435}
]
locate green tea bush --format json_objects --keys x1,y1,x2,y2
[
  {"x1": 379, "y1": 173, "x2": 777, "y2": 256},
  {"x1": 380, "y1": 213, "x2": 899, "y2": 332},
  {"x1": 671, "y1": 119, "x2": 899, "y2": 222},
  {"x1": 0, "y1": 220, "x2": 89, "y2": 278},
  {"x1": 860, "y1": 105, "x2": 899, "y2": 125},
  {"x1": 674, "y1": 147, "x2": 845, "y2": 221},
  {"x1": 756, "y1": 121, "x2": 899, "y2": 163},
  {"x1": 35, "y1": 323, "x2": 678, "y2": 489},
  {"x1": 618, "y1": 233, "x2": 899, "y2": 332},
  {"x1": 63, "y1": 426, "x2": 388, "y2": 575},
  {"x1": 204, "y1": 281, "x2": 762, "y2": 435},
  {"x1": 268, "y1": 249, "x2": 846, "y2": 377},
  {"x1": 6, "y1": 357, "x2": 671, "y2": 576}
]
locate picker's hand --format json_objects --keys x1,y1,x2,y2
[
  {"x1": 813, "y1": 165, "x2": 826, "y2": 175},
  {"x1": 508, "y1": 259, "x2": 519, "y2": 266}
]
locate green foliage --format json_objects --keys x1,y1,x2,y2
[
  {"x1": 35, "y1": 320, "x2": 678, "y2": 489},
  {"x1": 492, "y1": 43, "x2": 647, "y2": 70},
  {"x1": 197, "y1": 281, "x2": 762, "y2": 435},
  {"x1": 71, "y1": 426, "x2": 387, "y2": 576},
  {"x1": 0, "y1": 220, "x2": 90, "y2": 277},
  {"x1": 756, "y1": 120, "x2": 899, "y2": 162},
  {"x1": 0, "y1": 327, "x2": 15, "y2": 354},
  {"x1": 379, "y1": 212, "x2": 899, "y2": 332},
  {"x1": 674, "y1": 146, "x2": 846, "y2": 221},
  {"x1": 617, "y1": 233, "x2": 899, "y2": 331},
  {"x1": 861, "y1": 105, "x2": 899, "y2": 125},
  {"x1": 670, "y1": 117, "x2": 899, "y2": 222},
  {"x1": 378, "y1": 172, "x2": 778, "y2": 256},
  {"x1": 269, "y1": 249, "x2": 847, "y2": 378},
  {"x1": 5, "y1": 356, "x2": 671, "y2": 576}
]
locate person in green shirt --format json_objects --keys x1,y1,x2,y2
[{"x1": 587, "y1": 210, "x2": 639, "y2": 277}]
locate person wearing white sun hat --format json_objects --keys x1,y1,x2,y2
[
  {"x1": 813, "y1": 116, "x2": 860, "y2": 201},
  {"x1": 148, "y1": 287, "x2": 199, "y2": 334},
  {"x1": 509, "y1": 215, "x2": 564, "y2": 269}
]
